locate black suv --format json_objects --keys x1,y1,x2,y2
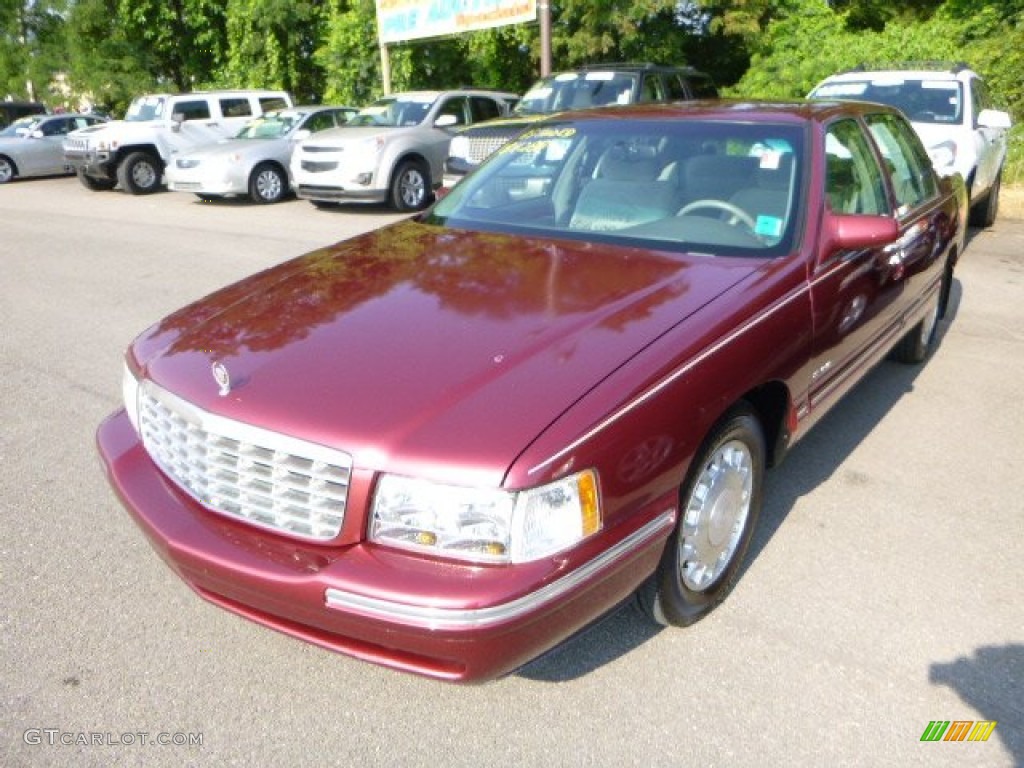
[{"x1": 443, "y1": 63, "x2": 717, "y2": 186}]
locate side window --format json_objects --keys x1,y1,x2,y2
[
  {"x1": 304, "y1": 111, "x2": 335, "y2": 133},
  {"x1": 436, "y1": 97, "x2": 467, "y2": 126},
  {"x1": 865, "y1": 113, "x2": 938, "y2": 214},
  {"x1": 220, "y1": 98, "x2": 253, "y2": 118},
  {"x1": 689, "y1": 74, "x2": 719, "y2": 99},
  {"x1": 665, "y1": 74, "x2": 689, "y2": 100},
  {"x1": 469, "y1": 96, "x2": 501, "y2": 123},
  {"x1": 824, "y1": 119, "x2": 890, "y2": 216},
  {"x1": 172, "y1": 100, "x2": 211, "y2": 121},
  {"x1": 40, "y1": 119, "x2": 67, "y2": 136},
  {"x1": 260, "y1": 96, "x2": 289, "y2": 112},
  {"x1": 639, "y1": 74, "x2": 663, "y2": 103}
]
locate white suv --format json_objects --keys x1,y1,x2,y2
[
  {"x1": 63, "y1": 89, "x2": 293, "y2": 194},
  {"x1": 809, "y1": 63, "x2": 1011, "y2": 226},
  {"x1": 291, "y1": 89, "x2": 518, "y2": 212}
]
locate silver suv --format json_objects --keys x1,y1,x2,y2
[
  {"x1": 444, "y1": 63, "x2": 718, "y2": 187},
  {"x1": 808, "y1": 63, "x2": 1011, "y2": 226},
  {"x1": 291, "y1": 89, "x2": 519, "y2": 212},
  {"x1": 63, "y1": 89, "x2": 293, "y2": 194}
]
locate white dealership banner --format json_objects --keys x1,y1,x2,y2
[{"x1": 375, "y1": 0, "x2": 537, "y2": 44}]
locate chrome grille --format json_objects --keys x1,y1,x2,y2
[
  {"x1": 301, "y1": 160, "x2": 338, "y2": 173},
  {"x1": 467, "y1": 134, "x2": 511, "y2": 164},
  {"x1": 138, "y1": 382, "x2": 352, "y2": 541},
  {"x1": 64, "y1": 137, "x2": 88, "y2": 153}
]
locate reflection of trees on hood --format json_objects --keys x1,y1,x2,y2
[
  {"x1": 142, "y1": 220, "x2": 690, "y2": 359},
  {"x1": 929, "y1": 644, "x2": 1023, "y2": 763}
]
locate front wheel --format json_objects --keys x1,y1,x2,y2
[
  {"x1": 77, "y1": 170, "x2": 116, "y2": 191},
  {"x1": 117, "y1": 151, "x2": 162, "y2": 195},
  {"x1": 389, "y1": 160, "x2": 431, "y2": 212},
  {"x1": 249, "y1": 162, "x2": 287, "y2": 204},
  {"x1": 638, "y1": 405, "x2": 765, "y2": 627}
]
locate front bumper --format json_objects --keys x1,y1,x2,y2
[
  {"x1": 97, "y1": 409, "x2": 674, "y2": 682},
  {"x1": 294, "y1": 184, "x2": 386, "y2": 204},
  {"x1": 166, "y1": 168, "x2": 246, "y2": 197},
  {"x1": 63, "y1": 148, "x2": 115, "y2": 178}
]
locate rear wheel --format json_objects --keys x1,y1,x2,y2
[
  {"x1": 892, "y1": 286, "x2": 941, "y2": 364},
  {"x1": 0, "y1": 156, "x2": 15, "y2": 183},
  {"x1": 969, "y1": 171, "x2": 1001, "y2": 228},
  {"x1": 638, "y1": 405, "x2": 765, "y2": 627},
  {"x1": 77, "y1": 170, "x2": 116, "y2": 191},
  {"x1": 248, "y1": 162, "x2": 287, "y2": 204},
  {"x1": 117, "y1": 151, "x2": 162, "y2": 195}
]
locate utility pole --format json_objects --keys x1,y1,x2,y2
[{"x1": 539, "y1": 0, "x2": 551, "y2": 76}]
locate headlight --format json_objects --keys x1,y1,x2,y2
[
  {"x1": 122, "y1": 362, "x2": 140, "y2": 434},
  {"x1": 928, "y1": 140, "x2": 957, "y2": 172},
  {"x1": 449, "y1": 135, "x2": 469, "y2": 160},
  {"x1": 370, "y1": 470, "x2": 601, "y2": 564}
]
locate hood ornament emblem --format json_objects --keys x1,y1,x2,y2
[{"x1": 211, "y1": 361, "x2": 231, "y2": 396}]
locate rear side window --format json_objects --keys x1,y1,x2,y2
[
  {"x1": 469, "y1": 96, "x2": 501, "y2": 122},
  {"x1": 220, "y1": 98, "x2": 253, "y2": 118},
  {"x1": 260, "y1": 96, "x2": 289, "y2": 112},
  {"x1": 865, "y1": 113, "x2": 938, "y2": 214},
  {"x1": 665, "y1": 74, "x2": 689, "y2": 100},
  {"x1": 639, "y1": 74, "x2": 664, "y2": 103},
  {"x1": 173, "y1": 100, "x2": 211, "y2": 121}
]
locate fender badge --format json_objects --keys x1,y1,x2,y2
[{"x1": 211, "y1": 361, "x2": 231, "y2": 396}]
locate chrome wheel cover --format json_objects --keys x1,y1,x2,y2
[
  {"x1": 132, "y1": 160, "x2": 158, "y2": 189},
  {"x1": 399, "y1": 169, "x2": 425, "y2": 208},
  {"x1": 255, "y1": 169, "x2": 282, "y2": 201},
  {"x1": 679, "y1": 439, "x2": 753, "y2": 592},
  {"x1": 0, "y1": 158, "x2": 13, "y2": 183}
]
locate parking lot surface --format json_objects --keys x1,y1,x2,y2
[{"x1": 2, "y1": 178, "x2": 1022, "y2": 767}]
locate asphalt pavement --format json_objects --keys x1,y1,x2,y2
[{"x1": 1, "y1": 177, "x2": 1021, "y2": 767}]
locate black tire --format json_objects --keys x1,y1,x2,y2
[
  {"x1": 637, "y1": 404, "x2": 765, "y2": 627},
  {"x1": 969, "y1": 170, "x2": 1001, "y2": 228},
  {"x1": 388, "y1": 160, "x2": 431, "y2": 212},
  {"x1": 892, "y1": 286, "x2": 941, "y2": 364},
  {"x1": 0, "y1": 155, "x2": 15, "y2": 184},
  {"x1": 248, "y1": 162, "x2": 287, "y2": 204},
  {"x1": 117, "y1": 151, "x2": 162, "y2": 195},
  {"x1": 76, "y1": 170, "x2": 116, "y2": 191}
]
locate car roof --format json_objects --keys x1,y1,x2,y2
[
  {"x1": 544, "y1": 98, "x2": 898, "y2": 125},
  {"x1": 818, "y1": 64, "x2": 977, "y2": 82}
]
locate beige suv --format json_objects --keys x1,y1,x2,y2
[{"x1": 63, "y1": 89, "x2": 293, "y2": 194}]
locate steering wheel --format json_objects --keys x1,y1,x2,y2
[{"x1": 677, "y1": 199, "x2": 758, "y2": 232}]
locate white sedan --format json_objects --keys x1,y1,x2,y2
[
  {"x1": 165, "y1": 105, "x2": 357, "y2": 204},
  {"x1": 0, "y1": 113, "x2": 108, "y2": 183}
]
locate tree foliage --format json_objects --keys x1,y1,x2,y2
[{"x1": 0, "y1": 0, "x2": 1020, "y2": 171}]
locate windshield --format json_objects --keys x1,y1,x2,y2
[
  {"x1": 235, "y1": 111, "x2": 304, "y2": 139},
  {"x1": 348, "y1": 95, "x2": 434, "y2": 127},
  {"x1": 0, "y1": 115, "x2": 43, "y2": 137},
  {"x1": 125, "y1": 95, "x2": 167, "y2": 122},
  {"x1": 514, "y1": 72, "x2": 639, "y2": 115},
  {"x1": 430, "y1": 118, "x2": 805, "y2": 258},
  {"x1": 811, "y1": 79, "x2": 964, "y2": 125}
]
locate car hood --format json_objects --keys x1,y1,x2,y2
[
  {"x1": 132, "y1": 221, "x2": 758, "y2": 484},
  {"x1": 301, "y1": 125, "x2": 422, "y2": 147},
  {"x1": 176, "y1": 138, "x2": 284, "y2": 161}
]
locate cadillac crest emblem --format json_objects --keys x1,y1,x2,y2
[{"x1": 211, "y1": 361, "x2": 231, "y2": 396}]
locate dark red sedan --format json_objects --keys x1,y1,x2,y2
[{"x1": 98, "y1": 101, "x2": 963, "y2": 682}]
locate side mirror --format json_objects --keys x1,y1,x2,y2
[
  {"x1": 977, "y1": 108, "x2": 1011, "y2": 130},
  {"x1": 30, "y1": 129, "x2": 45, "y2": 139},
  {"x1": 171, "y1": 112, "x2": 185, "y2": 132},
  {"x1": 823, "y1": 212, "x2": 899, "y2": 254},
  {"x1": 435, "y1": 114, "x2": 458, "y2": 128}
]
